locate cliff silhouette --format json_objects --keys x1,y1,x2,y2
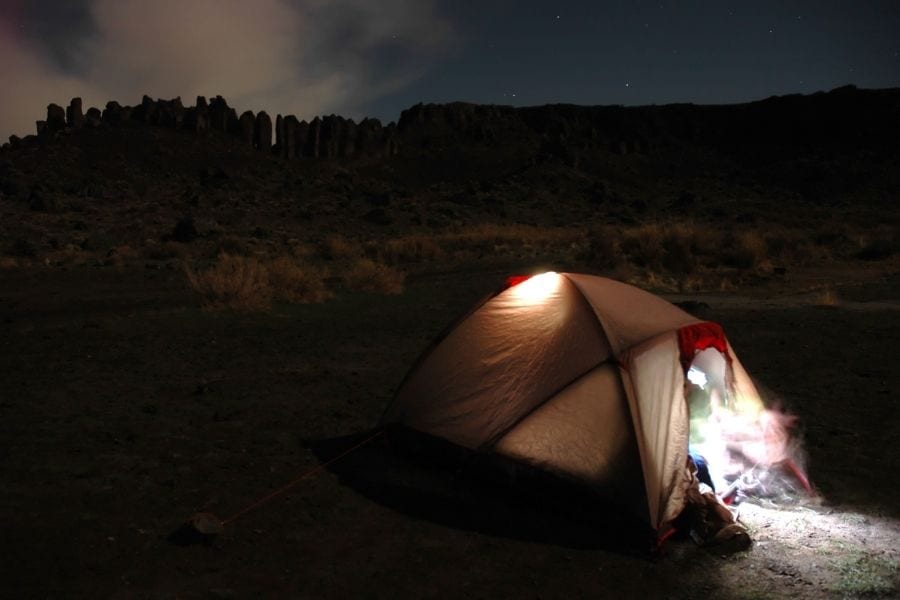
[
  {"x1": 1, "y1": 86, "x2": 897, "y2": 262},
  {"x1": 11, "y1": 85, "x2": 898, "y2": 165}
]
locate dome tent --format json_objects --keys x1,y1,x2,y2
[{"x1": 382, "y1": 272, "x2": 767, "y2": 534}]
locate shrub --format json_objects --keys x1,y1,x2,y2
[
  {"x1": 144, "y1": 240, "x2": 187, "y2": 261},
  {"x1": 620, "y1": 224, "x2": 665, "y2": 269},
  {"x1": 214, "y1": 236, "x2": 249, "y2": 257},
  {"x1": 814, "y1": 287, "x2": 840, "y2": 307},
  {"x1": 437, "y1": 224, "x2": 577, "y2": 257},
  {"x1": 320, "y1": 234, "x2": 359, "y2": 260},
  {"x1": 185, "y1": 254, "x2": 335, "y2": 311},
  {"x1": 857, "y1": 238, "x2": 894, "y2": 261},
  {"x1": 765, "y1": 230, "x2": 814, "y2": 263},
  {"x1": 722, "y1": 231, "x2": 767, "y2": 270},
  {"x1": 185, "y1": 253, "x2": 273, "y2": 312},
  {"x1": 579, "y1": 226, "x2": 619, "y2": 269},
  {"x1": 376, "y1": 236, "x2": 445, "y2": 265},
  {"x1": 8, "y1": 238, "x2": 37, "y2": 258},
  {"x1": 661, "y1": 224, "x2": 698, "y2": 274},
  {"x1": 266, "y1": 256, "x2": 332, "y2": 303},
  {"x1": 171, "y1": 216, "x2": 199, "y2": 243},
  {"x1": 344, "y1": 258, "x2": 405, "y2": 295}
]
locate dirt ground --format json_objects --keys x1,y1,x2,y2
[{"x1": 1, "y1": 261, "x2": 897, "y2": 599}]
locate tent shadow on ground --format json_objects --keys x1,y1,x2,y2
[{"x1": 309, "y1": 426, "x2": 658, "y2": 556}]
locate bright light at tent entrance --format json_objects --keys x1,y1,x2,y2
[
  {"x1": 686, "y1": 351, "x2": 811, "y2": 505},
  {"x1": 687, "y1": 367, "x2": 708, "y2": 387},
  {"x1": 509, "y1": 272, "x2": 560, "y2": 303}
]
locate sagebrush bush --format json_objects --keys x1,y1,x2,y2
[
  {"x1": 620, "y1": 224, "x2": 665, "y2": 269},
  {"x1": 344, "y1": 258, "x2": 405, "y2": 295},
  {"x1": 266, "y1": 256, "x2": 332, "y2": 303},
  {"x1": 320, "y1": 234, "x2": 360, "y2": 260},
  {"x1": 185, "y1": 253, "x2": 334, "y2": 311},
  {"x1": 438, "y1": 224, "x2": 576, "y2": 255},
  {"x1": 661, "y1": 224, "x2": 698, "y2": 274},
  {"x1": 722, "y1": 231, "x2": 767, "y2": 270},
  {"x1": 857, "y1": 238, "x2": 894, "y2": 261},
  {"x1": 375, "y1": 236, "x2": 445, "y2": 265},
  {"x1": 580, "y1": 226, "x2": 619, "y2": 269},
  {"x1": 185, "y1": 253, "x2": 272, "y2": 312},
  {"x1": 144, "y1": 240, "x2": 187, "y2": 261},
  {"x1": 765, "y1": 230, "x2": 814, "y2": 264},
  {"x1": 814, "y1": 287, "x2": 840, "y2": 307}
]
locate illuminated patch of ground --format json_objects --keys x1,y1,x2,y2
[{"x1": 714, "y1": 502, "x2": 899, "y2": 597}]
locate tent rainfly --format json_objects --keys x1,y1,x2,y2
[{"x1": 382, "y1": 272, "x2": 768, "y2": 535}]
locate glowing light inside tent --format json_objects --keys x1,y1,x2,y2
[
  {"x1": 687, "y1": 366, "x2": 708, "y2": 387},
  {"x1": 509, "y1": 271, "x2": 560, "y2": 303},
  {"x1": 686, "y1": 351, "x2": 811, "y2": 505}
]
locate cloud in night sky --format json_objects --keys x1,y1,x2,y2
[{"x1": 0, "y1": 0, "x2": 455, "y2": 138}]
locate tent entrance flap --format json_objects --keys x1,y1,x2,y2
[{"x1": 620, "y1": 334, "x2": 690, "y2": 530}]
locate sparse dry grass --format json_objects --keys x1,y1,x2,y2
[
  {"x1": 144, "y1": 240, "x2": 188, "y2": 261},
  {"x1": 766, "y1": 229, "x2": 814, "y2": 264},
  {"x1": 618, "y1": 224, "x2": 664, "y2": 269},
  {"x1": 721, "y1": 231, "x2": 768, "y2": 270},
  {"x1": 813, "y1": 286, "x2": 840, "y2": 307},
  {"x1": 856, "y1": 236, "x2": 895, "y2": 261},
  {"x1": 321, "y1": 234, "x2": 361, "y2": 261},
  {"x1": 266, "y1": 255, "x2": 332, "y2": 304},
  {"x1": 185, "y1": 253, "x2": 273, "y2": 312},
  {"x1": 357, "y1": 222, "x2": 859, "y2": 293},
  {"x1": 343, "y1": 258, "x2": 406, "y2": 295},
  {"x1": 579, "y1": 225, "x2": 620, "y2": 269},
  {"x1": 372, "y1": 235, "x2": 445, "y2": 265},
  {"x1": 618, "y1": 223, "x2": 704, "y2": 272},
  {"x1": 437, "y1": 223, "x2": 579, "y2": 258},
  {"x1": 184, "y1": 252, "x2": 401, "y2": 310}
]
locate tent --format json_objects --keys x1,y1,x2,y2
[{"x1": 382, "y1": 272, "x2": 768, "y2": 536}]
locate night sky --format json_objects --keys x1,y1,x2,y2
[{"x1": 1, "y1": 0, "x2": 898, "y2": 139}]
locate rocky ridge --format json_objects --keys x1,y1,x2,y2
[{"x1": 9, "y1": 85, "x2": 899, "y2": 166}]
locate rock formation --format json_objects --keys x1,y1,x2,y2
[
  {"x1": 102, "y1": 101, "x2": 125, "y2": 124},
  {"x1": 238, "y1": 111, "x2": 255, "y2": 146},
  {"x1": 282, "y1": 115, "x2": 300, "y2": 159},
  {"x1": 66, "y1": 98, "x2": 84, "y2": 129},
  {"x1": 208, "y1": 96, "x2": 235, "y2": 133},
  {"x1": 46, "y1": 103, "x2": 66, "y2": 132},
  {"x1": 18, "y1": 85, "x2": 897, "y2": 165},
  {"x1": 84, "y1": 107, "x2": 102, "y2": 128},
  {"x1": 22, "y1": 94, "x2": 457, "y2": 160},
  {"x1": 254, "y1": 111, "x2": 272, "y2": 150},
  {"x1": 274, "y1": 115, "x2": 284, "y2": 156}
]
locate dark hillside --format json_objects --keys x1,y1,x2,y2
[{"x1": 1, "y1": 86, "x2": 897, "y2": 274}]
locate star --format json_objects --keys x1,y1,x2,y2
[{"x1": 625, "y1": 82, "x2": 631, "y2": 88}]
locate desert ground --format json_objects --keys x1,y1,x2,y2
[{"x1": 1, "y1": 256, "x2": 897, "y2": 599}]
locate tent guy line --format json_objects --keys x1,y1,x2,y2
[{"x1": 215, "y1": 428, "x2": 386, "y2": 527}]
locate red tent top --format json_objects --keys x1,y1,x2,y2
[{"x1": 677, "y1": 321, "x2": 732, "y2": 373}]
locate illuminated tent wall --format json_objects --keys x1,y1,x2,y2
[{"x1": 382, "y1": 272, "x2": 766, "y2": 533}]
